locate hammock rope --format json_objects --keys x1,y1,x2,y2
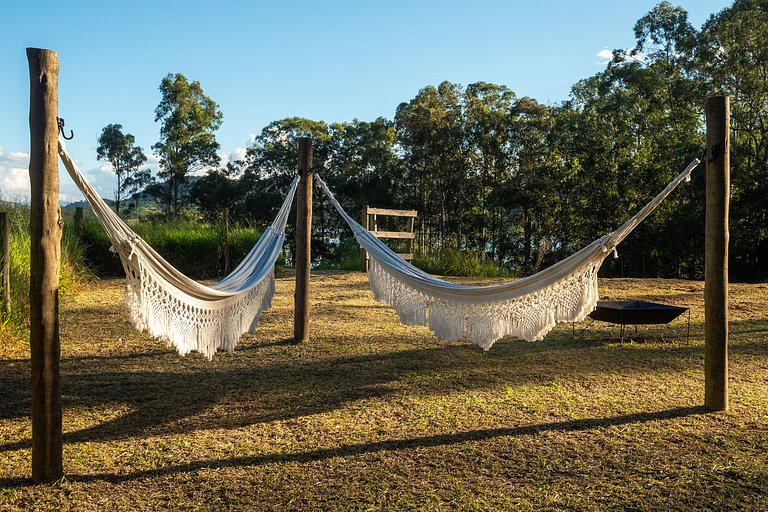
[
  {"x1": 316, "y1": 158, "x2": 700, "y2": 349},
  {"x1": 58, "y1": 140, "x2": 299, "y2": 359}
]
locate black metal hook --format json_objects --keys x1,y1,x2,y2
[{"x1": 57, "y1": 117, "x2": 74, "y2": 140}]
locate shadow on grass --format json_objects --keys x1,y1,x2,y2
[
  {"x1": 0, "y1": 405, "x2": 709, "y2": 487},
  {"x1": 1, "y1": 319, "x2": 764, "y2": 455},
  {"x1": 0, "y1": 343, "x2": 555, "y2": 449}
]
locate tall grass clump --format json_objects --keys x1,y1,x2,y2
[
  {"x1": 1, "y1": 203, "x2": 90, "y2": 337},
  {"x1": 77, "y1": 214, "x2": 262, "y2": 278},
  {"x1": 413, "y1": 249, "x2": 506, "y2": 277}
]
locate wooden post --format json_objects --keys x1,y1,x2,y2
[
  {"x1": 223, "y1": 207, "x2": 231, "y2": 273},
  {"x1": 406, "y1": 215, "x2": 415, "y2": 263},
  {"x1": 0, "y1": 211, "x2": 10, "y2": 319},
  {"x1": 27, "y1": 48, "x2": 63, "y2": 482},
  {"x1": 74, "y1": 206, "x2": 83, "y2": 237},
  {"x1": 361, "y1": 205, "x2": 369, "y2": 272},
  {"x1": 293, "y1": 137, "x2": 312, "y2": 343},
  {"x1": 705, "y1": 95, "x2": 730, "y2": 411}
]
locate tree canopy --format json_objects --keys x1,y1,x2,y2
[
  {"x1": 152, "y1": 73, "x2": 223, "y2": 219},
  {"x1": 106, "y1": 1, "x2": 767, "y2": 282},
  {"x1": 96, "y1": 124, "x2": 149, "y2": 216}
]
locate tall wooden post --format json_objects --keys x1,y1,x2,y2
[
  {"x1": 361, "y1": 205, "x2": 369, "y2": 272},
  {"x1": 293, "y1": 137, "x2": 313, "y2": 343},
  {"x1": 27, "y1": 48, "x2": 63, "y2": 482},
  {"x1": 0, "y1": 211, "x2": 10, "y2": 319},
  {"x1": 705, "y1": 95, "x2": 730, "y2": 411}
]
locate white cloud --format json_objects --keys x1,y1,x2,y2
[
  {"x1": 230, "y1": 147, "x2": 247, "y2": 162},
  {"x1": 596, "y1": 47, "x2": 647, "y2": 66},
  {"x1": 0, "y1": 146, "x2": 31, "y2": 200},
  {"x1": 0, "y1": 143, "x2": 120, "y2": 203},
  {"x1": 213, "y1": 139, "x2": 251, "y2": 172},
  {"x1": 144, "y1": 153, "x2": 161, "y2": 176},
  {"x1": 596, "y1": 48, "x2": 614, "y2": 65},
  {"x1": 1, "y1": 167, "x2": 31, "y2": 195}
]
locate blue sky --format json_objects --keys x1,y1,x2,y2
[{"x1": 1, "y1": 0, "x2": 731, "y2": 202}]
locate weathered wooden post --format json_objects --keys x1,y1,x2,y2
[
  {"x1": 293, "y1": 137, "x2": 313, "y2": 343},
  {"x1": 27, "y1": 47, "x2": 64, "y2": 482},
  {"x1": 705, "y1": 95, "x2": 730, "y2": 411},
  {"x1": 223, "y1": 207, "x2": 231, "y2": 273},
  {"x1": 0, "y1": 211, "x2": 10, "y2": 319},
  {"x1": 361, "y1": 205, "x2": 369, "y2": 272}
]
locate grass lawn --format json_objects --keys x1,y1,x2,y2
[{"x1": 1, "y1": 272, "x2": 767, "y2": 511}]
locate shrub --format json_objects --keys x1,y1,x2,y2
[
  {"x1": 1, "y1": 203, "x2": 91, "y2": 337},
  {"x1": 413, "y1": 249, "x2": 506, "y2": 277},
  {"x1": 76, "y1": 214, "x2": 263, "y2": 278},
  {"x1": 313, "y1": 236, "x2": 362, "y2": 271}
]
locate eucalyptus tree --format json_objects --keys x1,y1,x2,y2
[
  {"x1": 153, "y1": 73, "x2": 223, "y2": 219},
  {"x1": 395, "y1": 81, "x2": 471, "y2": 251},
  {"x1": 464, "y1": 82, "x2": 516, "y2": 255},
  {"x1": 189, "y1": 160, "x2": 246, "y2": 223},
  {"x1": 557, "y1": 0, "x2": 706, "y2": 278},
  {"x1": 327, "y1": 117, "x2": 402, "y2": 216},
  {"x1": 244, "y1": 117, "x2": 333, "y2": 255},
  {"x1": 500, "y1": 97, "x2": 560, "y2": 273},
  {"x1": 96, "y1": 123, "x2": 149, "y2": 216},
  {"x1": 696, "y1": 0, "x2": 768, "y2": 280}
]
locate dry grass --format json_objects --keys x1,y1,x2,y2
[{"x1": 1, "y1": 272, "x2": 767, "y2": 511}]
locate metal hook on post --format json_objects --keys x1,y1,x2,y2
[{"x1": 57, "y1": 117, "x2": 74, "y2": 140}]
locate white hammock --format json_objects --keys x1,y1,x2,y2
[
  {"x1": 317, "y1": 159, "x2": 700, "y2": 350},
  {"x1": 58, "y1": 140, "x2": 298, "y2": 359}
]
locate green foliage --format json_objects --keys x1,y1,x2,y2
[
  {"x1": 313, "y1": 236, "x2": 363, "y2": 271},
  {"x1": 96, "y1": 123, "x2": 150, "y2": 216},
  {"x1": 76, "y1": 213, "x2": 262, "y2": 278},
  {"x1": 695, "y1": 0, "x2": 768, "y2": 280},
  {"x1": 153, "y1": 73, "x2": 223, "y2": 219},
  {"x1": 189, "y1": 164, "x2": 245, "y2": 222},
  {"x1": 413, "y1": 250, "x2": 506, "y2": 278},
  {"x1": 0, "y1": 204, "x2": 91, "y2": 336},
  {"x1": 98, "y1": 1, "x2": 768, "y2": 282}
]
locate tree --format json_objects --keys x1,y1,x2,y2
[
  {"x1": 327, "y1": 118, "x2": 402, "y2": 216},
  {"x1": 503, "y1": 97, "x2": 559, "y2": 274},
  {"x1": 464, "y1": 82, "x2": 516, "y2": 256},
  {"x1": 153, "y1": 73, "x2": 223, "y2": 219},
  {"x1": 189, "y1": 160, "x2": 246, "y2": 223},
  {"x1": 695, "y1": 0, "x2": 768, "y2": 281},
  {"x1": 244, "y1": 117, "x2": 333, "y2": 257},
  {"x1": 96, "y1": 124, "x2": 149, "y2": 216},
  {"x1": 395, "y1": 81, "x2": 471, "y2": 252}
]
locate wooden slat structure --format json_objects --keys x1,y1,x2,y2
[{"x1": 361, "y1": 205, "x2": 417, "y2": 271}]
